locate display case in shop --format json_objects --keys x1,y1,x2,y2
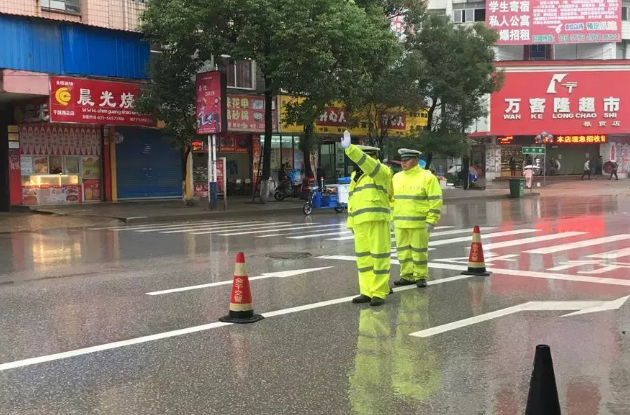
[{"x1": 20, "y1": 155, "x2": 101, "y2": 205}]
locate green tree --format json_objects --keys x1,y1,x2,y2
[
  {"x1": 408, "y1": 15, "x2": 503, "y2": 167},
  {"x1": 140, "y1": 0, "x2": 400, "y2": 202}
]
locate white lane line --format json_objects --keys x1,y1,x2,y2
[
  {"x1": 588, "y1": 247, "x2": 630, "y2": 259},
  {"x1": 257, "y1": 226, "x2": 347, "y2": 238},
  {"x1": 0, "y1": 322, "x2": 233, "y2": 372},
  {"x1": 287, "y1": 231, "x2": 353, "y2": 240},
  {"x1": 95, "y1": 221, "x2": 238, "y2": 232},
  {"x1": 427, "y1": 261, "x2": 630, "y2": 287},
  {"x1": 428, "y1": 229, "x2": 539, "y2": 247},
  {"x1": 526, "y1": 234, "x2": 630, "y2": 254},
  {"x1": 0, "y1": 273, "x2": 474, "y2": 372},
  {"x1": 192, "y1": 222, "x2": 318, "y2": 235},
  {"x1": 330, "y1": 227, "x2": 494, "y2": 242},
  {"x1": 147, "y1": 267, "x2": 334, "y2": 295},
  {"x1": 159, "y1": 221, "x2": 290, "y2": 234},
  {"x1": 215, "y1": 223, "x2": 341, "y2": 236},
  {"x1": 482, "y1": 232, "x2": 587, "y2": 250}
]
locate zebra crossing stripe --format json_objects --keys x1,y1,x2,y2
[{"x1": 526, "y1": 235, "x2": 630, "y2": 254}]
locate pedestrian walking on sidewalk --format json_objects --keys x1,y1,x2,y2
[
  {"x1": 341, "y1": 131, "x2": 393, "y2": 307},
  {"x1": 392, "y1": 149, "x2": 443, "y2": 288},
  {"x1": 581, "y1": 159, "x2": 591, "y2": 180},
  {"x1": 609, "y1": 159, "x2": 619, "y2": 180}
]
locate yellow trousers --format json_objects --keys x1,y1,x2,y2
[
  {"x1": 353, "y1": 221, "x2": 391, "y2": 299},
  {"x1": 394, "y1": 226, "x2": 429, "y2": 281}
]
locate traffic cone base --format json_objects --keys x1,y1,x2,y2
[
  {"x1": 461, "y1": 225, "x2": 492, "y2": 276},
  {"x1": 219, "y1": 252, "x2": 264, "y2": 324},
  {"x1": 525, "y1": 344, "x2": 561, "y2": 415}
]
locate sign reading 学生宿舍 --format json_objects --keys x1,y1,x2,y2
[{"x1": 486, "y1": 0, "x2": 621, "y2": 45}]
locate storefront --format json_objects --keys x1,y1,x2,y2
[
  {"x1": 17, "y1": 123, "x2": 103, "y2": 205},
  {"x1": 115, "y1": 127, "x2": 182, "y2": 199},
  {"x1": 490, "y1": 62, "x2": 630, "y2": 177}
]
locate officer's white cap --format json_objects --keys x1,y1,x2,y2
[
  {"x1": 356, "y1": 145, "x2": 380, "y2": 153},
  {"x1": 398, "y1": 148, "x2": 422, "y2": 159}
]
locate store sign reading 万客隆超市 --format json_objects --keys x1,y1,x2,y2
[
  {"x1": 556, "y1": 135, "x2": 607, "y2": 144},
  {"x1": 491, "y1": 70, "x2": 629, "y2": 136}
]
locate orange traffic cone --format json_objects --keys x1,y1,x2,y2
[
  {"x1": 219, "y1": 252, "x2": 264, "y2": 324},
  {"x1": 461, "y1": 225, "x2": 491, "y2": 276}
]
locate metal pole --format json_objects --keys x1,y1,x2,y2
[
  {"x1": 209, "y1": 134, "x2": 218, "y2": 210},
  {"x1": 543, "y1": 150, "x2": 546, "y2": 187}
]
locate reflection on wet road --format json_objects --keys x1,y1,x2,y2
[{"x1": 0, "y1": 195, "x2": 629, "y2": 414}]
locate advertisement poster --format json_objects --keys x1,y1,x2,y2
[
  {"x1": 49, "y1": 76, "x2": 155, "y2": 126},
  {"x1": 194, "y1": 182, "x2": 209, "y2": 199},
  {"x1": 487, "y1": 0, "x2": 621, "y2": 45},
  {"x1": 23, "y1": 185, "x2": 81, "y2": 205},
  {"x1": 227, "y1": 94, "x2": 277, "y2": 133},
  {"x1": 82, "y1": 157, "x2": 101, "y2": 180},
  {"x1": 83, "y1": 180, "x2": 101, "y2": 201},
  {"x1": 217, "y1": 158, "x2": 225, "y2": 194},
  {"x1": 491, "y1": 69, "x2": 630, "y2": 135},
  {"x1": 252, "y1": 136, "x2": 262, "y2": 186},
  {"x1": 195, "y1": 71, "x2": 226, "y2": 135},
  {"x1": 19, "y1": 124, "x2": 101, "y2": 156}
]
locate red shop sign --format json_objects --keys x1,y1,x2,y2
[
  {"x1": 491, "y1": 70, "x2": 630, "y2": 136},
  {"x1": 318, "y1": 107, "x2": 349, "y2": 126},
  {"x1": 227, "y1": 95, "x2": 277, "y2": 133},
  {"x1": 49, "y1": 76, "x2": 155, "y2": 127},
  {"x1": 487, "y1": 0, "x2": 621, "y2": 45}
]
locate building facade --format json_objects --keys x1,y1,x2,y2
[{"x1": 427, "y1": 0, "x2": 630, "y2": 180}]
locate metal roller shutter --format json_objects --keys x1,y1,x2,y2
[{"x1": 115, "y1": 128, "x2": 182, "y2": 199}]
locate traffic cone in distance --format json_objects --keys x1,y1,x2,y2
[
  {"x1": 525, "y1": 344, "x2": 562, "y2": 415},
  {"x1": 461, "y1": 225, "x2": 491, "y2": 276},
  {"x1": 219, "y1": 252, "x2": 264, "y2": 324}
]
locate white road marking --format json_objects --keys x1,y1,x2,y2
[
  {"x1": 427, "y1": 261, "x2": 630, "y2": 287},
  {"x1": 287, "y1": 231, "x2": 353, "y2": 239},
  {"x1": 158, "y1": 221, "x2": 291, "y2": 234},
  {"x1": 482, "y1": 232, "x2": 587, "y2": 250},
  {"x1": 146, "y1": 267, "x2": 334, "y2": 295},
  {"x1": 427, "y1": 229, "x2": 538, "y2": 246},
  {"x1": 329, "y1": 226, "x2": 460, "y2": 241},
  {"x1": 588, "y1": 247, "x2": 630, "y2": 259},
  {"x1": 257, "y1": 227, "x2": 348, "y2": 238},
  {"x1": 0, "y1": 322, "x2": 233, "y2": 372},
  {"x1": 95, "y1": 221, "x2": 239, "y2": 231},
  {"x1": 526, "y1": 234, "x2": 630, "y2": 254},
  {"x1": 0, "y1": 273, "x2": 475, "y2": 372},
  {"x1": 409, "y1": 298, "x2": 627, "y2": 338},
  {"x1": 216, "y1": 223, "x2": 342, "y2": 236}
]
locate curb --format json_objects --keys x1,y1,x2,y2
[{"x1": 30, "y1": 191, "x2": 539, "y2": 224}]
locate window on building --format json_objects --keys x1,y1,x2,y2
[
  {"x1": 528, "y1": 44, "x2": 548, "y2": 60},
  {"x1": 623, "y1": 7, "x2": 629, "y2": 21},
  {"x1": 219, "y1": 58, "x2": 255, "y2": 90},
  {"x1": 452, "y1": 7, "x2": 485, "y2": 23},
  {"x1": 40, "y1": 0, "x2": 80, "y2": 13}
]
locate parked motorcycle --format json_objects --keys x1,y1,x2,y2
[{"x1": 274, "y1": 178, "x2": 314, "y2": 201}]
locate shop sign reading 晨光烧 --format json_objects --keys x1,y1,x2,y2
[
  {"x1": 491, "y1": 70, "x2": 630, "y2": 136},
  {"x1": 556, "y1": 134, "x2": 607, "y2": 144},
  {"x1": 50, "y1": 76, "x2": 156, "y2": 127},
  {"x1": 487, "y1": 0, "x2": 621, "y2": 45}
]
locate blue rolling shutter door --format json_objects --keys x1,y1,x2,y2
[{"x1": 116, "y1": 128, "x2": 182, "y2": 199}]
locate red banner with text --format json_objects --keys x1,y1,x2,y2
[{"x1": 49, "y1": 76, "x2": 155, "y2": 126}]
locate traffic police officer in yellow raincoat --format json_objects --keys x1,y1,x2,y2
[
  {"x1": 392, "y1": 148, "x2": 442, "y2": 288},
  {"x1": 341, "y1": 131, "x2": 393, "y2": 307}
]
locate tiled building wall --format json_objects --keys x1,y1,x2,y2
[{"x1": 0, "y1": 0, "x2": 146, "y2": 32}]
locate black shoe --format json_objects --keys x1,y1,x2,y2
[
  {"x1": 352, "y1": 294, "x2": 371, "y2": 304},
  {"x1": 370, "y1": 297, "x2": 385, "y2": 307},
  {"x1": 416, "y1": 279, "x2": 428, "y2": 288},
  {"x1": 389, "y1": 287, "x2": 394, "y2": 294},
  {"x1": 394, "y1": 278, "x2": 416, "y2": 286}
]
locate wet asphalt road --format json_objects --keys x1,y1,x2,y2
[{"x1": 1, "y1": 196, "x2": 630, "y2": 414}]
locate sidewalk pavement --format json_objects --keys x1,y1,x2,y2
[{"x1": 30, "y1": 187, "x2": 529, "y2": 224}]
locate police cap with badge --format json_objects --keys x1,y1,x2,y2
[{"x1": 398, "y1": 148, "x2": 422, "y2": 160}]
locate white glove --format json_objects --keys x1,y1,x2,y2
[
  {"x1": 426, "y1": 223, "x2": 434, "y2": 234},
  {"x1": 341, "y1": 130, "x2": 351, "y2": 149}
]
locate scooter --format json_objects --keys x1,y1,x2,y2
[{"x1": 274, "y1": 179, "x2": 300, "y2": 201}]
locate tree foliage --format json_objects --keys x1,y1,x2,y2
[{"x1": 140, "y1": 0, "x2": 400, "y2": 198}]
